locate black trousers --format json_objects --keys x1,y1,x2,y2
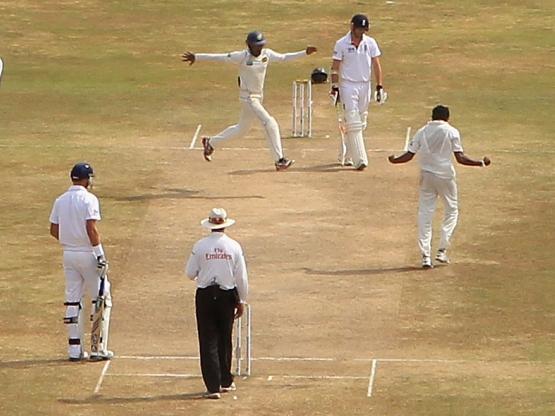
[{"x1": 195, "y1": 286, "x2": 237, "y2": 393}]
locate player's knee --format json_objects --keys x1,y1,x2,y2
[{"x1": 344, "y1": 111, "x2": 363, "y2": 132}]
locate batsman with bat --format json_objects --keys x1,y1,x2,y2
[
  {"x1": 50, "y1": 163, "x2": 113, "y2": 361},
  {"x1": 330, "y1": 14, "x2": 387, "y2": 170}
]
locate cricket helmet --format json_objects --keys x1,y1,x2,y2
[
  {"x1": 246, "y1": 31, "x2": 267, "y2": 46},
  {"x1": 70, "y1": 162, "x2": 94, "y2": 180},
  {"x1": 351, "y1": 14, "x2": 370, "y2": 30},
  {"x1": 311, "y1": 67, "x2": 328, "y2": 84}
]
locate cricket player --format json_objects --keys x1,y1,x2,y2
[
  {"x1": 388, "y1": 105, "x2": 491, "y2": 268},
  {"x1": 181, "y1": 31, "x2": 317, "y2": 171},
  {"x1": 185, "y1": 208, "x2": 248, "y2": 399},
  {"x1": 49, "y1": 163, "x2": 113, "y2": 361},
  {"x1": 330, "y1": 14, "x2": 386, "y2": 170}
]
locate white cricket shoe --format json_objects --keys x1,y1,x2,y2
[
  {"x1": 275, "y1": 158, "x2": 294, "y2": 171},
  {"x1": 435, "y1": 249, "x2": 450, "y2": 264},
  {"x1": 204, "y1": 392, "x2": 221, "y2": 399},
  {"x1": 355, "y1": 162, "x2": 367, "y2": 171},
  {"x1": 422, "y1": 256, "x2": 433, "y2": 269},
  {"x1": 220, "y1": 382, "x2": 237, "y2": 393},
  {"x1": 90, "y1": 350, "x2": 114, "y2": 361}
]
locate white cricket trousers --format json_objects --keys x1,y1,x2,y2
[
  {"x1": 339, "y1": 81, "x2": 371, "y2": 167},
  {"x1": 417, "y1": 171, "x2": 459, "y2": 257},
  {"x1": 63, "y1": 251, "x2": 111, "y2": 356},
  {"x1": 210, "y1": 96, "x2": 284, "y2": 162}
]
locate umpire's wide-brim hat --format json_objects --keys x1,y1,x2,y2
[{"x1": 201, "y1": 208, "x2": 236, "y2": 230}]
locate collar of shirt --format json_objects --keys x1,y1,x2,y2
[{"x1": 68, "y1": 185, "x2": 87, "y2": 192}]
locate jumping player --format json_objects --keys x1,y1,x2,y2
[{"x1": 182, "y1": 31, "x2": 317, "y2": 171}]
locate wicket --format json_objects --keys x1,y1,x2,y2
[
  {"x1": 235, "y1": 304, "x2": 252, "y2": 376},
  {"x1": 291, "y1": 79, "x2": 312, "y2": 137}
]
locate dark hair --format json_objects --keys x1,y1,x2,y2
[{"x1": 432, "y1": 105, "x2": 450, "y2": 121}]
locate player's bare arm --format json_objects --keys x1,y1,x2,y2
[
  {"x1": 235, "y1": 303, "x2": 244, "y2": 319},
  {"x1": 372, "y1": 56, "x2": 383, "y2": 86},
  {"x1": 388, "y1": 151, "x2": 415, "y2": 164},
  {"x1": 454, "y1": 152, "x2": 491, "y2": 167},
  {"x1": 86, "y1": 219, "x2": 101, "y2": 246},
  {"x1": 49, "y1": 223, "x2": 59, "y2": 240},
  {"x1": 181, "y1": 51, "x2": 196, "y2": 65}
]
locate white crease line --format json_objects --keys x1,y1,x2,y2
[
  {"x1": 280, "y1": 375, "x2": 368, "y2": 380},
  {"x1": 367, "y1": 359, "x2": 378, "y2": 397},
  {"x1": 118, "y1": 355, "x2": 337, "y2": 362},
  {"x1": 189, "y1": 124, "x2": 202, "y2": 149},
  {"x1": 109, "y1": 372, "x2": 366, "y2": 381},
  {"x1": 255, "y1": 356, "x2": 336, "y2": 362},
  {"x1": 93, "y1": 360, "x2": 111, "y2": 395}
]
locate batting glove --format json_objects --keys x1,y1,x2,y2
[
  {"x1": 330, "y1": 85, "x2": 340, "y2": 106},
  {"x1": 96, "y1": 255, "x2": 108, "y2": 274},
  {"x1": 374, "y1": 85, "x2": 388, "y2": 104}
]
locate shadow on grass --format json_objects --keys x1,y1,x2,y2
[
  {"x1": 59, "y1": 392, "x2": 207, "y2": 404},
  {"x1": 302, "y1": 266, "x2": 422, "y2": 276},
  {"x1": 0, "y1": 357, "x2": 81, "y2": 369},
  {"x1": 105, "y1": 188, "x2": 264, "y2": 202},
  {"x1": 229, "y1": 163, "x2": 350, "y2": 175}
]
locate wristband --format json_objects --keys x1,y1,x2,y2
[
  {"x1": 376, "y1": 84, "x2": 383, "y2": 90},
  {"x1": 93, "y1": 244, "x2": 105, "y2": 257},
  {"x1": 480, "y1": 160, "x2": 486, "y2": 167}
]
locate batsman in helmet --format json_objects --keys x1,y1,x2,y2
[
  {"x1": 330, "y1": 14, "x2": 387, "y2": 170},
  {"x1": 49, "y1": 163, "x2": 113, "y2": 361}
]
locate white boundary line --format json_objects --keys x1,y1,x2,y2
[
  {"x1": 93, "y1": 360, "x2": 111, "y2": 394},
  {"x1": 189, "y1": 124, "x2": 202, "y2": 149},
  {"x1": 367, "y1": 359, "x2": 378, "y2": 397}
]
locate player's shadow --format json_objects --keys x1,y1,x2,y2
[
  {"x1": 107, "y1": 188, "x2": 264, "y2": 201},
  {"x1": 0, "y1": 358, "x2": 80, "y2": 369},
  {"x1": 229, "y1": 163, "x2": 348, "y2": 175},
  {"x1": 302, "y1": 266, "x2": 421, "y2": 276},
  {"x1": 59, "y1": 392, "x2": 208, "y2": 404}
]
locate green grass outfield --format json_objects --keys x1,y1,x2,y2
[{"x1": 1, "y1": 1, "x2": 554, "y2": 415}]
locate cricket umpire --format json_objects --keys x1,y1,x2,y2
[
  {"x1": 49, "y1": 163, "x2": 113, "y2": 361},
  {"x1": 185, "y1": 208, "x2": 248, "y2": 399}
]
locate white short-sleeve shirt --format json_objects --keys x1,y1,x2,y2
[
  {"x1": 49, "y1": 185, "x2": 101, "y2": 252},
  {"x1": 196, "y1": 48, "x2": 306, "y2": 100},
  {"x1": 185, "y1": 232, "x2": 249, "y2": 303},
  {"x1": 333, "y1": 32, "x2": 381, "y2": 83},
  {"x1": 408, "y1": 120, "x2": 464, "y2": 179}
]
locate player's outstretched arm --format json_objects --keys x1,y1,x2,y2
[
  {"x1": 181, "y1": 51, "x2": 196, "y2": 65},
  {"x1": 388, "y1": 152, "x2": 415, "y2": 164},
  {"x1": 454, "y1": 152, "x2": 491, "y2": 167}
]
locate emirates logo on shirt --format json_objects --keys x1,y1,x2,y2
[{"x1": 205, "y1": 247, "x2": 232, "y2": 260}]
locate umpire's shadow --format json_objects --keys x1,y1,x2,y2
[
  {"x1": 59, "y1": 392, "x2": 207, "y2": 404},
  {"x1": 302, "y1": 266, "x2": 421, "y2": 276}
]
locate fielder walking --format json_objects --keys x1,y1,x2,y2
[
  {"x1": 49, "y1": 163, "x2": 113, "y2": 361},
  {"x1": 181, "y1": 31, "x2": 317, "y2": 171},
  {"x1": 388, "y1": 105, "x2": 491, "y2": 268},
  {"x1": 185, "y1": 208, "x2": 249, "y2": 399},
  {"x1": 330, "y1": 14, "x2": 386, "y2": 170}
]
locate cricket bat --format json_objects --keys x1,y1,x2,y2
[{"x1": 90, "y1": 268, "x2": 107, "y2": 353}]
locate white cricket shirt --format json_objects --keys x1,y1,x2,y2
[
  {"x1": 333, "y1": 32, "x2": 381, "y2": 83},
  {"x1": 196, "y1": 48, "x2": 307, "y2": 100},
  {"x1": 49, "y1": 185, "x2": 101, "y2": 252},
  {"x1": 408, "y1": 120, "x2": 464, "y2": 179},
  {"x1": 186, "y1": 232, "x2": 249, "y2": 303}
]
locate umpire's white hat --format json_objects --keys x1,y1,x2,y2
[{"x1": 201, "y1": 208, "x2": 236, "y2": 230}]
